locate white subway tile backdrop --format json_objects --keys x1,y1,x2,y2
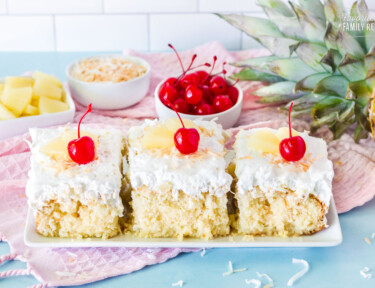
[{"x1": 0, "y1": 0, "x2": 373, "y2": 52}]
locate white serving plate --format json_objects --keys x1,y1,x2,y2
[
  {"x1": 0, "y1": 80, "x2": 75, "y2": 140},
  {"x1": 24, "y1": 197, "x2": 342, "y2": 248}
]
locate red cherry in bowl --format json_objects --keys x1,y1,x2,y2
[
  {"x1": 67, "y1": 104, "x2": 96, "y2": 165},
  {"x1": 227, "y1": 86, "x2": 239, "y2": 104},
  {"x1": 184, "y1": 85, "x2": 203, "y2": 105},
  {"x1": 196, "y1": 103, "x2": 215, "y2": 115},
  {"x1": 180, "y1": 73, "x2": 200, "y2": 89},
  {"x1": 279, "y1": 102, "x2": 306, "y2": 162},
  {"x1": 209, "y1": 76, "x2": 227, "y2": 95},
  {"x1": 163, "y1": 77, "x2": 178, "y2": 88},
  {"x1": 173, "y1": 98, "x2": 190, "y2": 114},
  {"x1": 213, "y1": 95, "x2": 233, "y2": 113},
  {"x1": 196, "y1": 70, "x2": 209, "y2": 83},
  {"x1": 159, "y1": 85, "x2": 179, "y2": 106}
]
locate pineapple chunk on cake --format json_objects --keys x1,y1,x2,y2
[
  {"x1": 232, "y1": 127, "x2": 334, "y2": 237},
  {"x1": 39, "y1": 97, "x2": 69, "y2": 114},
  {"x1": 5, "y1": 76, "x2": 33, "y2": 88},
  {"x1": 1, "y1": 87, "x2": 32, "y2": 116},
  {"x1": 0, "y1": 103, "x2": 16, "y2": 120}
]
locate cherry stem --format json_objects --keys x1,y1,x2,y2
[
  {"x1": 222, "y1": 62, "x2": 227, "y2": 80},
  {"x1": 78, "y1": 103, "x2": 92, "y2": 139},
  {"x1": 189, "y1": 63, "x2": 211, "y2": 71},
  {"x1": 186, "y1": 54, "x2": 197, "y2": 72},
  {"x1": 288, "y1": 102, "x2": 294, "y2": 139},
  {"x1": 201, "y1": 56, "x2": 217, "y2": 84},
  {"x1": 164, "y1": 98, "x2": 185, "y2": 129},
  {"x1": 229, "y1": 78, "x2": 239, "y2": 87},
  {"x1": 168, "y1": 43, "x2": 185, "y2": 73}
]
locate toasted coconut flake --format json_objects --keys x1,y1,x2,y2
[
  {"x1": 365, "y1": 237, "x2": 371, "y2": 245},
  {"x1": 245, "y1": 279, "x2": 261, "y2": 287},
  {"x1": 172, "y1": 280, "x2": 184, "y2": 287},
  {"x1": 360, "y1": 267, "x2": 372, "y2": 279},
  {"x1": 287, "y1": 258, "x2": 309, "y2": 286}
]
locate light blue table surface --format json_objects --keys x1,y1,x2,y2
[{"x1": 0, "y1": 53, "x2": 374, "y2": 288}]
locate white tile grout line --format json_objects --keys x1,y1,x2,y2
[
  {"x1": 147, "y1": 13, "x2": 151, "y2": 51},
  {"x1": 52, "y1": 15, "x2": 57, "y2": 51}
]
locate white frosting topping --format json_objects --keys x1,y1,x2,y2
[
  {"x1": 234, "y1": 128, "x2": 334, "y2": 208},
  {"x1": 26, "y1": 126, "x2": 125, "y2": 216},
  {"x1": 126, "y1": 119, "x2": 233, "y2": 199}
]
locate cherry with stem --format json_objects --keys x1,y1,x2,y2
[
  {"x1": 67, "y1": 104, "x2": 96, "y2": 165},
  {"x1": 279, "y1": 102, "x2": 306, "y2": 162},
  {"x1": 165, "y1": 98, "x2": 200, "y2": 155}
]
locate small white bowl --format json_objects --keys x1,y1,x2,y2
[
  {"x1": 0, "y1": 79, "x2": 75, "y2": 140},
  {"x1": 66, "y1": 55, "x2": 151, "y2": 110},
  {"x1": 154, "y1": 79, "x2": 243, "y2": 129}
]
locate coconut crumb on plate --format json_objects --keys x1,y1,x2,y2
[
  {"x1": 245, "y1": 279, "x2": 261, "y2": 287},
  {"x1": 171, "y1": 280, "x2": 184, "y2": 287},
  {"x1": 287, "y1": 258, "x2": 309, "y2": 286},
  {"x1": 223, "y1": 261, "x2": 247, "y2": 276},
  {"x1": 360, "y1": 267, "x2": 372, "y2": 279}
]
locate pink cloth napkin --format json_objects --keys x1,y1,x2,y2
[{"x1": 1, "y1": 42, "x2": 375, "y2": 287}]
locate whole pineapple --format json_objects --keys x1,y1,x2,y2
[{"x1": 217, "y1": 0, "x2": 375, "y2": 142}]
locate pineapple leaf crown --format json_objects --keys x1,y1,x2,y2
[{"x1": 217, "y1": 0, "x2": 375, "y2": 142}]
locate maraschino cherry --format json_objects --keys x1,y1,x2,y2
[
  {"x1": 279, "y1": 102, "x2": 306, "y2": 162},
  {"x1": 68, "y1": 104, "x2": 96, "y2": 165},
  {"x1": 165, "y1": 99, "x2": 200, "y2": 155}
]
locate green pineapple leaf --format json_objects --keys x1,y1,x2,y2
[
  {"x1": 313, "y1": 75, "x2": 349, "y2": 97},
  {"x1": 230, "y1": 68, "x2": 285, "y2": 83},
  {"x1": 295, "y1": 73, "x2": 332, "y2": 92}
]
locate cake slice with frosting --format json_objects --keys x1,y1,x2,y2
[
  {"x1": 232, "y1": 127, "x2": 334, "y2": 236},
  {"x1": 126, "y1": 118, "x2": 233, "y2": 239},
  {"x1": 26, "y1": 105, "x2": 126, "y2": 239}
]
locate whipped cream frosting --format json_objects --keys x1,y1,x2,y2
[
  {"x1": 234, "y1": 128, "x2": 334, "y2": 208},
  {"x1": 26, "y1": 126, "x2": 125, "y2": 216},
  {"x1": 126, "y1": 119, "x2": 233, "y2": 199}
]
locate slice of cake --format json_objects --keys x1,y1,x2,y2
[
  {"x1": 125, "y1": 118, "x2": 233, "y2": 240},
  {"x1": 232, "y1": 127, "x2": 334, "y2": 236},
  {"x1": 26, "y1": 108, "x2": 126, "y2": 239}
]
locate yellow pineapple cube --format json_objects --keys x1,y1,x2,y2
[
  {"x1": 5, "y1": 76, "x2": 33, "y2": 88},
  {"x1": 33, "y1": 78, "x2": 62, "y2": 100},
  {"x1": 1, "y1": 87, "x2": 32, "y2": 116},
  {"x1": 0, "y1": 84, "x2": 4, "y2": 94},
  {"x1": 33, "y1": 71, "x2": 62, "y2": 88},
  {"x1": 23, "y1": 104, "x2": 39, "y2": 116},
  {"x1": 141, "y1": 125, "x2": 174, "y2": 149},
  {"x1": 40, "y1": 130, "x2": 98, "y2": 161},
  {"x1": 0, "y1": 102, "x2": 16, "y2": 120},
  {"x1": 275, "y1": 127, "x2": 299, "y2": 140},
  {"x1": 248, "y1": 128, "x2": 280, "y2": 154},
  {"x1": 31, "y1": 98, "x2": 39, "y2": 107},
  {"x1": 164, "y1": 118, "x2": 198, "y2": 131},
  {"x1": 39, "y1": 97, "x2": 69, "y2": 114}
]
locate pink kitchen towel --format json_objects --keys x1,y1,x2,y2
[{"x1": 1, "y1": 42, "x2": 375, "y2": 287}]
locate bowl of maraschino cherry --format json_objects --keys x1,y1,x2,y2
[{"x1": 155, "y1": 44, "x2": 243, "y2": 129}]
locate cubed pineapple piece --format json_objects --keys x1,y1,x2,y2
[
  {"x1": 275, "y1": 127, "x2": 299, "y2": 140},
  {"x1": 33, "y1": 78, "x2": 62, "y2": 100},
  {"x1": 1, "y1": 87, "x2": 32, "y2": 116},
  {"x1": 248, "y1": 128, "x2": 280, "y2": 154},
  {"x1": 5, "y1": 76, "x2": 33, "y2": 88},
  {"x1": 141, "y1": 125, "x2": 174, "y2": 149},
  {"x1": 31, "y1": 98, "x2": 39, "y2": 107},
  {"x1": 0, "y1": 84, "x2": 4, "y2": 94},
  {"x1": 33, "y1": 71, "x2": 62, "y2": 88},
  {"x1": 164, "y1": 118, "x2": 198, "y2": 131},
  {"x1": 41, "y1": 130, "x2": 98, "y2": 161},
  {"x1": 24, "y1": 104, "x2": 39, "y2": 116},
  {"x1": 39, "y1": 97, "x2": 69, "y2": 114},
  {"x1": 0, "y1": 103, "x2": 16, "y2": 120}
]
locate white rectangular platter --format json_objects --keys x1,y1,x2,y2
[{"x1": 24, "y1": 197, "x2": 342, "y2": 248}]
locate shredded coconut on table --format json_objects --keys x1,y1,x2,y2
[
  {"x1": 55, "y1": 271, "x2": 77, "y2": 278},
  {"x1": 200, "y1": 248, "x2": 206, "y2": 257},
  {"x1": 256, "y1": 272, "x2": 273, "y2": 283},
  {"x1": 360, "y1": 267, "x2": 372, "y2": 279},
  {"x1": 245, "y1": 279, "x2": 261, "y2": 288},
  {"x1": 365, "y1": 237, "x2": 371, "y2": 245},
  {"x1": 263, "y1": 284, "x2": 275, "y2": 288},
  {"x1": 287, "y1": 258, "x2": 309, "y2": 286},
  {"x1": 172, "y1": 280, "x2": 184, "y2": 287},
  {"x1": 66, "y1": 251, "x2": 77, "y2": 258},
  {"x1": 222, "y1": 261, "x2": 247, "y2": 276},
  {"x1": 371, "y1": 233, "x2": 375, "y2": 239}
]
